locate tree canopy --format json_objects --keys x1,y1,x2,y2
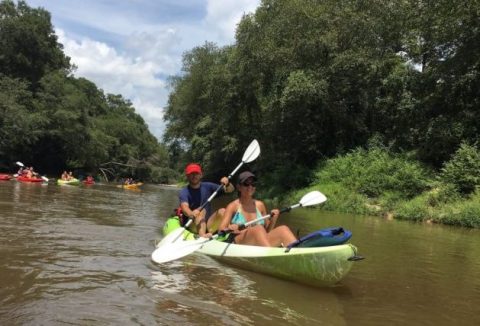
[
  {"x1": 0, "y1": 0, "x2": 176, "y2": 182},
  {"x1": 164, "y1": 0, "x2": 480, "y2": 191}
]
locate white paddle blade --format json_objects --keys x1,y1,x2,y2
[
  {"x1": 41, "y1": 176, "x2": 49, "y2": 182},
  {"x1": 151, "y1": 239, "x2": 207, "y2": 264},
  {"x1": 299, "y1": 191, "x2": 327, "y2": 207},
  {"x1": 242, "y1": 139, "x2": 260, "y2": 163},
  {"x1": 157, "y1": 227, "x2": 187, "y2": 246},
  {"x1": 16, "y1": 161, "x2": 24, "y2": 167}
]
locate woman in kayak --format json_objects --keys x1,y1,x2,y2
[{"x1": 219, "y1": 171, "x2": 297, "y2": 247}]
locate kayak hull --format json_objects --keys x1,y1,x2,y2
[
  {"x1": 17, "y1": 176, "x2": 44, "y2": 182},
  {"x1": 124, "y1": 182, "x2": 143, "y2": 189},
  {"x1": 0, "y1": 174, "x2": 11, "y2": 181},
  {"x1": 57, "y1": 178, "x2": 80, "y2": 185},
  {"x1": 160, "y1": 217, "x2": 358, "y2": 287},
  {"x1": 117, "y1": 182, "x2": 143, "y2": 189},
  {"x1": 199, "y1": 240, "x2": 357, "y2": 287}
]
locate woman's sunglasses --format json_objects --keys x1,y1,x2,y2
[{"x1": 241, "y1": 182, "x2": 256, "y2": 187}]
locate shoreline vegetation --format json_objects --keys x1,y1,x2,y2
[{"x1": 281, "y1": 143, "x2": 480, "y2": 229}]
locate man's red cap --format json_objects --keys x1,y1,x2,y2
[{"x1": 185, "y1": 163, "x2": 202, "y2": 175}]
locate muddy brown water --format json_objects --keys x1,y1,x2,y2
[{"x1": 0, "y1": 181, "x2": 479, "y2": 325}]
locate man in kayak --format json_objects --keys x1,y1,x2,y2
[
  {"x1": 219, "y1": 171, "x2": 297, "y2": 247},
  {"x1": 179, "y1": 163, "x2": 234, "y2": 238}
]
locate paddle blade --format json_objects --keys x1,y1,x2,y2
[
  {"x1": 157, "y1": 227, "x2": 187, "y2": 246},
  {"x1": 151, "y1": 239, "x2": 207, "y2": 264},
  {"x1": 299, "y1": 191, "x2": 327, "y2": 207},
  {"x1": 242, "y1": 139, "x2": 260, "y2": 163},
  {"x1": 41, "y1": 176, "x2": 49, "y2": 182},
  {"x1": 16, "y1": 161, "x2": 24, "y2": 167}
]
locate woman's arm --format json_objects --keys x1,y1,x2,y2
[
  {"x1": 219, "y1": 200, "x2": 237, "y2": 231},
  {"x1": 258, "y1": 201, "x2": 279, "y2": 232}
]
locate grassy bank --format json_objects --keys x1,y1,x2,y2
[{"x1": 282, "y1": 144, "x2": 480, "y2": 228}]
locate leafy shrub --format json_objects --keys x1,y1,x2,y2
[
  {"x1": 425, "y1": 183, "x2": 461, "y2": 207},
  {"x1": 394, "y1": 195, "x2": 430, "y2": 222},
  {"x1": 315, "y1": 147, "x2": 432, "y2": 198},
  {"x1": 284, "y1": 182, "x2": 371, "y2": 215},
  {"x1": 434, "y1": 192, "x2": 480, "y2": 228},
  {"x1": 440, "y1": 143, "x2": 480, "y2": 194}
]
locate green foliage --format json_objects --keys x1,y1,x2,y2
[
  {"x1": 440, "y1": 143, "x2": 480, "y2": 194},
  {"x1": 0, "y1": 75, "x2": 38, "y2": 155},
  {"x1": 315, "y1": 147, "x2": 432, "y2": 198},
  {"x1": 424, "y1": 183, "x2": 461, "y2": 207},
  {"x1": 394, "y1": 194, "x2": 431, "y2": 222},
  {"x1": 431, "y1": 191, "x2": 480, "y2": 228},
  {"x1": 258, "y1": 163, "x2": 313, "y2": 202},
  {"x1": 162, "y1": 0, "x2": 480, "y2": 193},
  {"x1": 0, "y1": 1, "x2": 171, "y2": 180},
  {"x1": 0, "y1": 0, "x2": 71, "y2": 87}
]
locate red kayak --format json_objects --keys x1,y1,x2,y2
[
  {"x1": 0, "y1": 174, "x2": 11, "y2": 181},
  {"x1": 83, "y1": 180, "x2": 95, "y2": 185},
  {"x1": 17, "y1": 176, "x2": 44, "y2": 182}
]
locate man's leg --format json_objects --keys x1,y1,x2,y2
[{"x1": 206, "y1": 208, "x2": 225, "y2": 234}]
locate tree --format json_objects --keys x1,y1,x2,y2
[{"x1": 0, "y1": 0, "x2": 71, "y2": 88}]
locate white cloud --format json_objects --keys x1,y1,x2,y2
[
  {"x1": 42, "y1": 1, "x2": 261, "y2": 140},
  {"x1": 205, "y1": 0, "x2": 259, "y2": 42},
  {"x1": 58, "y1": 29, "x2": 168, "y2": 137}
]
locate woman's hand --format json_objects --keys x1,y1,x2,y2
[
  {"x1": 270, "y1": 209, "x2": 280, "y2": 220},
  {"x1": 228, "y1": 224, "x2": 240, "y2": 234}
]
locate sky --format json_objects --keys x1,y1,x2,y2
[{"x1": 25, "y1": 0, "x2": 261, "y2": 140}]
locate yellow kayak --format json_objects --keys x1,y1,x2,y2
[{"x1": 117, "y1": 182, "x2": 143, "y2": 189}]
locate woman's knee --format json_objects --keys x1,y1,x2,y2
[{"x1": 277, "y1": 225, "x2": 294, "y2": 234}]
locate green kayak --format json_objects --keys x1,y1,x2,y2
[
  {"x1": 159, "y1": 216, "x2": 361, "y2": 287},
  {"x1": 57, "y1": 178, "x2": 80, "y2": 185}
]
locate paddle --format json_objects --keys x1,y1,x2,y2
[
  {"x1": 151, "y1": 190, "x2": 327, "y2": 264},
  {"x1": 158, "y1": 139, "x2": 261, "y2": 246},
  {"x1": 15, "y1": 161, "x2": 49, "y2": 182}
]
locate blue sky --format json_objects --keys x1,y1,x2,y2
[{"x1": 24, "y1": 0, "x2": 261, "y2": 140}]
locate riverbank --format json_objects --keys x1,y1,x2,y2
[{"x1": 280, "y1": 145, "x2": 480, "y2": 229}]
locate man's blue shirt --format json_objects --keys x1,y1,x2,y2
[{"x1": 179, "y1": 182, "x2": 223, "y2": 219}]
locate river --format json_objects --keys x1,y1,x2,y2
[{"x1": 0, "y1": 180, "x2": 479, "y2": 325}]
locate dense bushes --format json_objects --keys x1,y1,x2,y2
[
  {"x1": 440, "y1": 143, "x2": 480, "y2": 194},
  {"x1": 291, "y1": 145, "x2": 480, "y2": 228},
  {"x1": 314, "y1": 147, "x2": 432, "y2": 198}
]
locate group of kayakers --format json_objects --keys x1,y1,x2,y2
[
  {"x1": 17, "y1": 166, "x2": 38, "y2": 179},
  {"x1": 124, "y1": 177, "x2": 136, "y2": 185},
  {"x1": 177, "y1": 163, "x2": 297, "y2": 248},
  {"x1": 60, "y1": 171, "x2": 75, "y2": 181}
]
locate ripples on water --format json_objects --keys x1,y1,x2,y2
[{"x1": 1, "y1": 181, "x2": 479, "y2": 325}]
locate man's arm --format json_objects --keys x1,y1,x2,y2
[{"x1": 220, "y1": 176, "x2": 235, "y2": 193}]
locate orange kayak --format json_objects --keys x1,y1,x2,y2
[{"x1": 17, "y1": 176, "x2": 44, "y2": 182}]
